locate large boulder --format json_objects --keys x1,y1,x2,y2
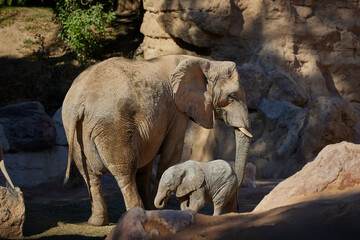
[
  {"x1": 0, "y1": 187, "x2": 25, "y2": 239},
  {"x1": 1, "y1": 146, "x2": 68, "y2": 187},
  {"x1": 254, "y1": 141, "x2": 360, "y2": 212},
  {"x1": 139, "y1": 0, "x2": 245, "y2": 60},
  {"x1": 0, "y1": 102, "x2": 56, "y2": 152},
  {"x1": 106, "y1": 207, "x2": 195, "y2": 240}
]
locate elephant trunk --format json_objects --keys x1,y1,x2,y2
[
  {"x1": 154, "y1": 191, "x2": 167, "y2": 209},
  {"x1": 234, "y1": 129, "x2": 251, "y2": 188}
]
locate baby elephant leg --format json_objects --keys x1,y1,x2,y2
[
  {"x1": 213, "y1": 188, "x2": 238, "y2": 216},
  {"x1": 224, "y1": 190, "x2": 239, "y2": 213},
  {"x1": 187, "y1": 188, "x2": 206, "y2": 212}
]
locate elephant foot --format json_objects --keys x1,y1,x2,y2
[{"x1": 88, "y1": 215, "x2": 109, "y2": 226}]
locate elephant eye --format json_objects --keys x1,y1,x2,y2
[{"x1": 228, "y1": 93, "x2": 237, "y2": 101}]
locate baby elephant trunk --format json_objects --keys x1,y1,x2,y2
[{"x1": 154, "y1": 190, "x2": 167, "y2": 209}]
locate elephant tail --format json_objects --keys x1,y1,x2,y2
[
  {"x1": 63, "y1": 106, "x2": 83, "y2": 186},
  {"x1": 63, "y1": 118, "x2": 76, "y2": 186}
]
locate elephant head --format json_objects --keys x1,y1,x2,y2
[
  {"x1": 154, "y1": 161, "x2": 205, "y2": 209},
  {"x1": 171, "y1": 57, "x2": 252, "y2": 187}
]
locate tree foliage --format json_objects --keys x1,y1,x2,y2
[
  {"x1": 0, "y1": 0, "x2": 25, "y2": 6},
  {"x1": 54, "y1": 0, "x2": 116, "y2": 64}
]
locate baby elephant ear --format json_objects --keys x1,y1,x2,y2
[
  {"x1": 171, "y1": 58, "x2": 214, "y2": 129},
  {"x1": 176, "y1": 161, "x2": 205, "y2": 197}
]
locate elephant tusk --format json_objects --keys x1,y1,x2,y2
[
  {"x1": 0, "y1": 160, "x2": 15, "y2": 190},
  {"x1": 238, "y1": 127, "x2": 253, "y2": 138}
]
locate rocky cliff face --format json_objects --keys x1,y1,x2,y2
[{"x1": 138, "y1": 0, "x2": 360, "y2": 178}]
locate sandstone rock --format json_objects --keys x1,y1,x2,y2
[
  {"x1": 267, "y1": 70, "x2": 309, "y2": 107},
  {"x1": 299, "y1": 96, "x2": 359, "y2": 163},
  {"x1": 140, "y1": 0, "x2": 244, "y2": 59},
  {"x1": 156, "y1": 0, "x2": 244, "y2": 47},
  {"x1": 1, "y1": 146, "x2": 67, "y2": 187},
  {"x1": 254, "y1": 141, "x2": 360, "y2": 212},
  {"x1": 0, "y1": 102, "x2": 56, "y2": 152},
  {"x1": 52, "y1": 107, "x2": 67, "y2": 146},
  {"x1": 140, "y1": 0, "x2": 360, "y2": 103},
  {"x1": 237, "y1": 64, "x2": 268, "y2": 109},
  {"x1": 116, "y1": 0, "x2": 141, "y2": 15},
  {"x1": 138, "y1": 36, "x2": 197, "y2": 60},
  {"x1": 251, "y1": 99, "x2": 308, "y2": 178},
  {"x1": 0, "y1": 124, "x2": 9, "y2": 153},
  {"x1": 0, "y1": 186, "x2": 25, "y2": 239},
  {"x1": 106, "y1": 207, "x2": 195, "y2": 240},
  {"x1": 140, "y1": 12, "x2": 171, "y2": 39}
]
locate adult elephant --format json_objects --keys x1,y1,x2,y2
[{"x1": 62, "y1": 55, "x2": 252, "y2": 225}]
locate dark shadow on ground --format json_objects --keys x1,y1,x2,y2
[
  {"x1": 22, "y1": 174, "x2": 126, "y2": 237},
  {"x1": 25, "y1": 236, "x2": 105, "y2": 240},
  {"x1": 172, "y1": 190, "x2": 360, "y2": 240},
  {"x1": 21, "y1": 177, "x2": 279, "y2": 238}
]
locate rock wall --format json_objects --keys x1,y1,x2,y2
[{"x1": 138, "y1": 0, "x2": 360, "y2": 178}]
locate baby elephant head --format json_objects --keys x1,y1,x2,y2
[{"x1": 154, "y1": 161, "x2": 205, "y2": 209}]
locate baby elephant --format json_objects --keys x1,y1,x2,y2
[{"x1": 154, "y1": 160, "x2": 238, "y2": 216}]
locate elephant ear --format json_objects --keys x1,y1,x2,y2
[
  {"x1": 171, "y1": 58, "x2": 214, "y2": 129},
  {"x1": 176, "y1": 162, "x2": 205, "y2": 197}
]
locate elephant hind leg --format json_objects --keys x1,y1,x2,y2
[
  {"x1": 224, "y1": 194, "x2": 238, "y2": 213},
  {"x1": 72, "y1": 138, "x2": 109, "y2": 226},
  {"x1": 87, "y1": 174, "x2": 109, "y2": 226},
  {"x1": 93, "y1": 136, "x2": 144, "y2": 211}
]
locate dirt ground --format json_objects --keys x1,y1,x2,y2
[{"x1": 20, "y1": 175, "x2": 280, "y2": 239}]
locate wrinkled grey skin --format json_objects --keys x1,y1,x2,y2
[
  {"x1": 154, "y1": 160, "x2": 238, "y2": 216},
  {"x1": 62, "y1": 55, "x2": 251, "y2": 225}
]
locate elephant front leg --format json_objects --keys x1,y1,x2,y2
[
  {"x1": 155, "y1": 116, "x2": 189, "y2": 193},
  {"x1": 87, "y1": 174, "x2": 109, "y2": 226},
  {"x1": 179, "y1": 196, "x2": 190, "y2": 210}
]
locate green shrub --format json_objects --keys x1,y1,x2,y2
[{"x1": 54, "y1": 0, "x2": 116, "y2": 64}]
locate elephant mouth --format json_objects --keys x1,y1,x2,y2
[
  {"x1": 155, "y1": 196, "x2": 168, "y2": 209},
  {"x1": 235, "y1": 127, "x2": 253, "y2": 138},
  {"x1": 159, "y1": 199, "x2": 164, "y2": 207}
]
